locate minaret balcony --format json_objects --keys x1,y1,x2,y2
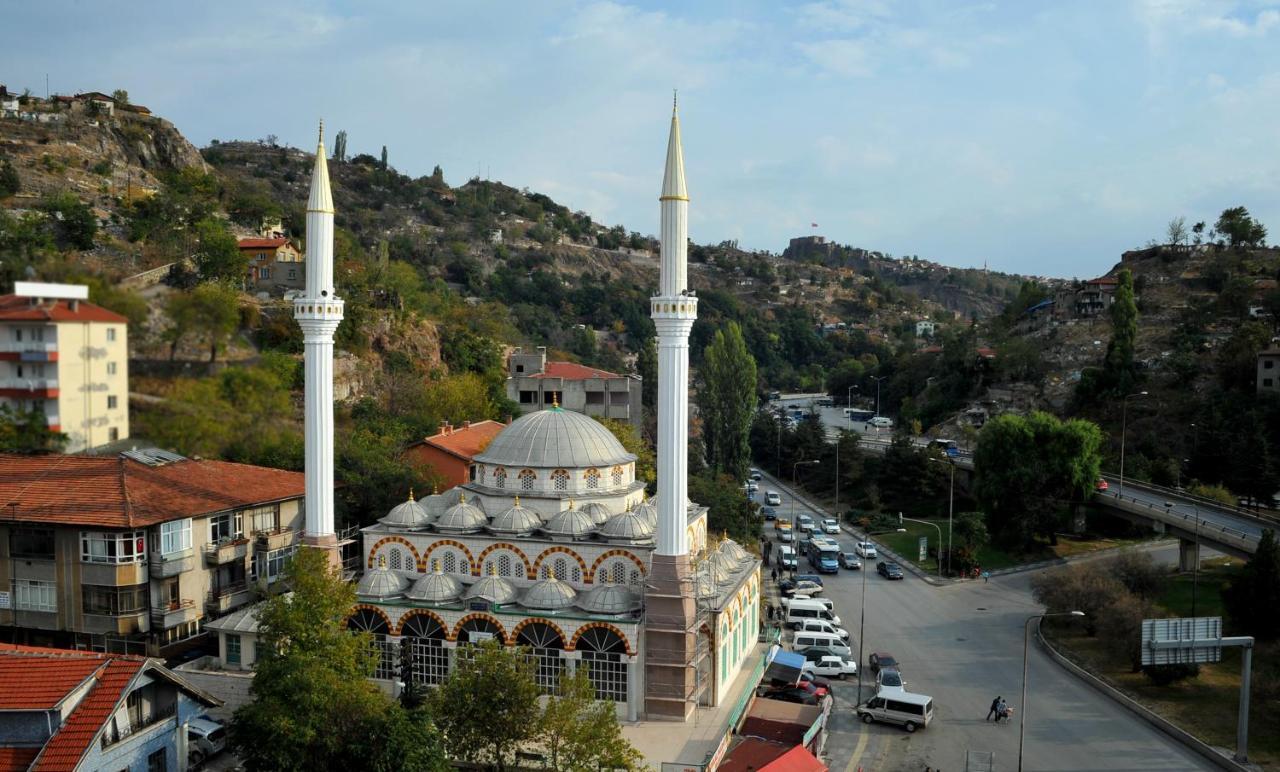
[{"x1": 293, "y1": 297, "x2": 345, "y2": 322}]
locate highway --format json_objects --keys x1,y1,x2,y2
[{"x1": 758, "y1": 473, "x2": 1216, "y2": 771}]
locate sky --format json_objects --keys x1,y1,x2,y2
[{"x1": 5, "y1": 0, "x2": 1280, "y2": 278}]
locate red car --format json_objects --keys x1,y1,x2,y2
[{"x1": 1095, "y1": 479, "x2": 1109, "y2": 491}]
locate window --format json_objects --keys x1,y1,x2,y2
[
  {"x1": 107, "y1": 395, "x2": 118, "y2": 410},
  {"x1": 585, "y1": 390, "x2": 605, "y2": 405},
  {"x1": 519, "y1": 390, "x2": 537, "y2": 404},
  {"x1": 551, "y1": 469, "x2": 569, "y2": 491},
  {"x1": 158, "y1": 519, "x2": 192, "y2": 556},
  {"x1": 243, "y1": 505, "x2": 280, "y2": 534},
  {"x1": 258, "y1": 545, "x2": 297, "y2": 583},
  {"x1": 584, "y1": 468, "x2": 600, "y2": 490},
  {"x1": 10, "y1": 528, "x2": 54, "y2": 559},
  {"x1": 147, "y1": 748, "x2": 167, "y2": 772},
  {"x1": 106, "y1": 361, "x2": 117, "y2": 376},
  {"x1": 108, "y1": 427, "x2": 119, "y2": 442},
  {"x1": 612, "y1": 466, "x2": 623, "y2": 486},
  {"x1": 258, "y1": 267, "x2": 271, "y2": 280},
  {"x1": 389, "y1": 548, "x2": 404, "y2": 571},
  {"x1": 1267, "y1": 360, "x2": 1275, "y2": 369},
  {"x1": 519, "y1": 469, "x2": 536, "y2": 491},
  {"x1": 82, "y1": 584, "x2": 146, "y2": 615},
  {"x1": 80, "y1": 531, "x2": 145, "y2": 564},
  {"x1": 494, "y1": 468, "x2": 507, "y2": 489},
  {"x1": 209, "y1": 512, "x2": 242, "y2": 543},
  {"x1": 15, "y1": 579, "x2": 56, "y2": 612},
  {"x1": 226, "y1": 634, "x2": 241, "y2": 665},
  {"x1": 544, "y1": 390, "x2": 562, "y2": 406},
  {"x1": 287, "y1": 269, "x2": 297, "y2": 280},
  {"x1": 1266, "y1": 378, "x2": 1275, "y2": 388},
  {"x1": 106, "y1": 328, "x2": 116, "y2": 342}
]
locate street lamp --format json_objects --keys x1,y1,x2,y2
[
  {"x1": 1192, "y1": 503, "x2": 1201, "y2": 618},
  {"x1": 930, "y1": 457, "x2": 956, "y2": 577},
  {"x1": 855, "y1": 526, "x2": 907, "y2": 706},
  {"x1": 791, "y1": 460, "x2": 820, "y2": 576},
  {"x1": 1118, "y1": 391, "x2": 1148, "y2": 497},
  {"x1": 1019, "y1": 611, "x2": 1086, "y2": 772},
  {"x1": 899, "y1": 512, "x2": 943, "y2": 578},
  {"x1": 870, "y1": 376, "x2": 887, "y2": 418}
]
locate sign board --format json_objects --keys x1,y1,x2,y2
[
  {"x1": 468, "y1": 631, "x2": 495, "y2": 642},
  {"x1": 0, "y1": 591, "x2": 8, "y2": 610},
  {"x1": 1141, "y1": 616, "x2": 1223, "y2": 666},
  {"x1": 918, "y1": 536, "x2": 928, "y2": 562},
  {"x1": 468, "y1": 599, "x2": 491, "y2": 612}
]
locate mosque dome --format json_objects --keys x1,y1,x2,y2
[
  {"x1": 434, "y1": 492, "x2": 487, "y2": 533},
  {"x1": 631, "y1": 499, "x2": 658, "y2": 528},
  {"x1": 718, "y1": 538, "x2": 753, "y2": 565},
  {"x1": 693, "y1": 564, "x2": 718, "y2": 600},
  {"x1": 597, "y1": 509, "x2": 655, "y2": 541},
  {"x1": 357, "y1": 557, "x2": 411, "y2": 599},
  {"x1": 706, "y1": 551, "x2": 737, "y2": 584},
  {"x1": 379, "y1": 490, "x2": 431, "y2": 529},
  {"x1": 473, "y1": 407, "x2": 636, "y2": 469},
  {"x1": 577, "y1": 582, "x2": 642, "y2": 615},
  {"x1": 464, "y1": 572, "x2": 520, "y2": 605},
  {"x1": 405, "y1": 563, "x2": 464, "y2": 603},
  {"x1": 521, "y1": 577, "x2": 579, "y2": 611},
  {"x1": 541, "y1": 502, "x2": 597, "y2": 539},
  {"x1": 579, "y1": 501, "x2": 613, "y2": 526},
  {"x1": 487, "y1": 496, "x2": 543, "y2": 536}
]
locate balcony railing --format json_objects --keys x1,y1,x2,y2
[
  {"x1": 203, "y1": 538, "x2": 249, "y2": 566},
  {"x1": 255, "y1": 526, "x2": 295, "y2": 551},
  {"x1": 0, "y1": 378, "x2": 58, "y2": 390},
  {"x1": 100, "y1": 702, "x2": 176, "y2": 748},
  {"x1": 151, "y1": 598, "x2": 199, "y2": 628},
  {"x1": 0, "y1": 342, "x2": 57, "y2": 354},
  {"x1": 206, "y1": 583, "x2": 252, "y2": 614},
  {"x1": 148, "y1": 549, "x2": 193, "y2": 578}
]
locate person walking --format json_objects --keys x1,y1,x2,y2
[
  {"x1": 982, "y1": 570, "x2": 991, "y2": 584},
  {"x1": 771, "y1": 567, "x2": 778, "y2": 582},
  {"x1": 986, "y1": 695, "x2": 1001, "y2": 722}
]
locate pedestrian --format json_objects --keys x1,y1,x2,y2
[
  {"x1": 986, "y1": 695, "x2": 1001, "y2": 722},
  {"x1": 771, "y1": 567, "x2": 778, "y2": 582},
  {"x1": 982, "y1": 570, "x2": 991, "y2": 584},
  {"x1": 997, "y1": 698, "x2": 1010, "y2": 724}
]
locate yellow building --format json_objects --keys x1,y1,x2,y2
[{"x1": 0, "y1": 282, "x2": 129, "y2": 452}]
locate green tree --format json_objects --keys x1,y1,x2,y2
[
  {"x1": 1215, "y1": 206, "x2": 1267, "y2": 249},
  {"x1": 380, "y1": 145, "x2": 388, "y2": 170},
  {"x1": 597, "y1": 417, "x2": 655, "y2": 490},
  {"x1": 189, "y1": 282, "x2": 242, "y2": 363},
  {"x1": 636, "y1": 336, "x2": 657, "y2": 410},
  {"x1": 111, "y1": 89, "x2": 129, "y2": 105},
  {"x1": 230, "y1": 548, "x2": 447, "y2": 771},
  {"x1": 429, "y1": 640, "x2": 542, "y2": 770},
  {"x1": 39, "y1": 192, "x2": 97, "y2": 250},
  {"x1": 0, "y1": 158, "x2": 19, "y2": 198},
  {"x1": 1224, "y1": 530, "x2": 1280, "y2": 641},
  {"x1": 1103, "y1": 268, "x2": 1139, "y2": 394},
  {"x1": 974, "y1": 412, "x2": 1104, "y2": 548},
  {"x1": 539, "y1": 666, "x2": 643, "y2": 771},
  {"x1": 193, "y1": 217, "x2": 247, "y2": 283},
  {"x1": 0, "y1": 404, "x2": 67, "y2": 453},
  {"x1": 688, "y1": 471, "x2": 758, "y2": 543},
  {"x1": 333, "y1": 130, "x2": 348, "y2": 162},
  {"x1": 697, "y1": 321, "x2": 758, "y2": 480}
]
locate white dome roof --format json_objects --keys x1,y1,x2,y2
[
  {"x1": 406, "y1": 567, "x2": 464, "y2": 603},
  {"x1": 521, "y1": 577, "x2": 578, "y2": 610},
  {"x1": 473, "y1": 407, "x2": 636, "y2": 469},
  {"x1": 464, "y1": 574, "x2": 520, "y2": 605},
  {"x1": 598, "y1": 510, "x2": 654, "y2": 541},
  {"x1": 577, "y1": 582, "x2": 641, "y2": 614},
  {"x1": 718, "y1": 539, "x2": 753, "y2": 565},
  {"x1": 632, "y1": 499, "x2": 658, "y2": 528},
  {"x1": 580, "y1": 502, "x2": 612, "y2": 526},
  {"x1": 487, "y1": 497, "x2": 543, "y2": 536},
  {"x1": 693, "y1": 564, "x2": 718, "y2": 599},
  {"x1": 542, "y1": 504, "x2": 597, "y2": 538},
  {"x1": 380, "y1": 491, "x2": 431, "y2": 528},
  {"x1": 357, "y1": 561, "x2": 411, "y2": 599},
  {"x1": 707, "y1": 551, "x2": 737, "y2": 584},
  {"x1": 435, "y1": 493, "x2": 487, "y2": 533}
]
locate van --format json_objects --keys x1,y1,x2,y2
[
  {"x1": 792, "y1": 631, "x2": 851, "y2": 658},
  {"x1": 784, "y1": 598, "x2": 841, "y2": 629},
  {"x1": 785, "y1": 595, "x2": 834, "y2": 612},
  {"x1": 799, "y1": 618, "x2": 850, "y2": 641},
  {"x1": 868, "y1": 416, "x2": 893, "y2": 428},
  {"x1": 857, "y1": 691, "x2": 934, "y2": 733},
  {"x1": 778, "y1": 546, "x2": 797, "y2": 569},
  {"x1": 187, "y1": 717, "x2": 227, "y2": 765}
]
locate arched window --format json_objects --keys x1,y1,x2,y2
[
  {"x1": 551, "y1": 469, "x2": 569, "y2": 491},
  {"x1": 402, "y1": 614, "x2": 448, "y2": 686},
  {"x1": 516, "y1": 622, "x2": 566, "y2": 693},
  {"x1": 457, "y1": 617, "x2": 502, "y2": 646},
  {"x1": 611, "y1": 466, "x2": 623, "y2": 486},
  {"x1": 389, "y1": 548, "x2": 404, "y2": 571},
  {"x1": 610, "y1": 562, "x2": 625, "y2": 584},
  {"x1": 584, "y1": 468, "x2": 600, "y2": 490},
  {"x1": 553, "y1": 557, "x2": 567, "y2": 580},
  {"x1": 478, "y1": 466, "x2": 486, "y2": 484},
  {"x1": 494, "y1": 468, "x2": 507, "y2": 489},
  {"x1": 576, "y1": 627, "x2": 629, "y2": 702},
  {"x1": 519, "y1": 469, "x2": 536, "y2": 491},
  {"x1": 484, "y1": 552, "x2": 524, "y2": 579},
  {"x1": 346, "y1": 609, "x2": 395, "y2": 680},
  {"x1": 440, "y1": 549, "x2": 470, "y2": 575}
]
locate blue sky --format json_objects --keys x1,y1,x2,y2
[{"x1": 5, "y1": 1, "x2": 1280, "y2": 278}]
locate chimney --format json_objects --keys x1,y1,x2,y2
[
  {"x1": 438, "y1": 420, "x2": 448, "y2": 436},
  {"x1": 69, "y1": 299, "x2": 79, "y2": 312}
]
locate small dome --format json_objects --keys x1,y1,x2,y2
[
  {"x1": 577, "y1": 582, "x2": 641, "y2": 614},
  {"x1": 632, "y1": 499, "x2": 658, "y2": 528},
  {"x1": 521, "y1": 577, "x2": 578, "y2": 610},
  {"x1": 580, "y1": 502, "x2": 612, "y2": 526},
  {"x1": 488, "y1": 496, "x2": 543, "y2": 536},
  {"x1": 406, "y1": 563, "x2": 464, "y2": 603},
  {"x1": 435, "y1": 492, "x2": 487, "y2": 533},
  {"x1": 598, "y1": 509, "x2": 654, "y2": 541},
  {"x1": 380, "y1": 490, "x2": 431, "y2": 528},
  {"x1": 464, "y1": 573, "x2": 520, "y2": 605},
  {"x1": 718, "y1": 538, "x2": 753, "y2": 565},
  {"x1": 693, "y1": 564, "x2": 718, "y2": 600},
  {"x1": 357, "y1": 557, "x2": 411, "y2": 599},
  {"x1": 707, "y1": 551, "x2": 737, "y2": 584},
  {"x1": 542, "y1": 502, "x2": 597, "y2": 539},
  {"x1": 473, "y1": 407, "x2": 636, "y2": 469}
]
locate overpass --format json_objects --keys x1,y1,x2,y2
[{"x1": 853, "y1": 435, "x2": 1271, "y2": 564}]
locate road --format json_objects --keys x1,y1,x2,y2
[{"x1": 758, "y1": 473, "x2": 1215, "y2": 772}]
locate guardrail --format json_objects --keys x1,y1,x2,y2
[
  {"x1": 1103, "y1": 493, "x2": 1259, "y2": 553},
  {"x1": 1102, "y1": 475, "x2": 1278, "y2": 527}
]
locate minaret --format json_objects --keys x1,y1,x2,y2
[
  {"x1": 644, "y1": 96, "x2": 700, "y2": 721},
  {"x1": 295, "y1": 123, "x2": 344, "y2": 564}
]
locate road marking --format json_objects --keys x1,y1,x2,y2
[{"x1": 842, "y1": 725, "x2": 869, "y2": 772}]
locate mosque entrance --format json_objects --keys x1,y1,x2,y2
[{"x1": 576, "y1": 627, "x2": 629, "y2": 703}]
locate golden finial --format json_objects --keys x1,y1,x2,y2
[
  {"x1": 432, "y1": 559, "x2": 441, "y2": 573},
  {"x1": 514, "y1": 495, "x2": 520, "y2": 507},
  {"x1": 552, "y1": 393, "x2": 559, "y2": 408},
  {"x1": 378, "y1": 554, "x2": 387, "y2": 569},
  {"x1": 408, "y1": 487, "x2": 415, "y2": 502},
  {"x1": 567, "y1": 498, "x2": 575, "y2": 510},
  {"x1": 488, "y1": 563, "x2": 498, "y2": 576},
  {"x1": 433, "y1": 483, "x2": 439, "y2": 495}
]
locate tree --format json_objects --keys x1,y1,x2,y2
[
  {"x1": 187, "y1": 282, "x2": 242, "y2": 363},
  {"x1": 1103, "y1": 268, "x2": 1139, "y2": 395},
  {"x1": 111, "y1": 89, "x2": 128, "y2": 105},
  {"x1": 193, "y1": 217, "x2": 247, "y2": 283},
  {"x1": 0, "y1": 158, "x2": 19, "y2": 198},
  {"x1": 429, "y1": 640, "x2": 542, "y2": 770},
  {"x1": 1031, "y1": 562, "x2": 1126, "y2": 636},
  {"x1": 1165, "y1": 216, "x2": 1187, "y2": 250},
  {"x1": 1107, "y1": 550, "x2": 1167, "y2": 600},
  {"x1": 1097, "y1": 592, "x2": 1152, "y2": 672},
  {"x1": 539, "y1": 667, "x2": 643, "y2": 771},
  {"x1": 597, "y1": 417, "x2": 655, "y2": 490},
  {"x1": 333, "y1": 130, "x2": 348, "y2": 162},
  {"x1": 0, "y1": 404, "x2": 67, "y2": 453},
  {"x1": 380, "y1": 145, "x2": 388, "y2": 170},
  {"x1": 697, "y1": 321, "x2": 758, "y2": 480},
  {"x1": 39, "y1": 192, "x2": 96, "y2": 250},
  {"x1": 636, "y1": 336, "x2": 657, "y2": 410},
  {"x1": 1215, "y1": 206, "x2": 1267, "y2": 249},
  {"x1": 230, "y1": 548, "x2": 447, "y2": 771},
  {"x1": 1224, "y1": 530, "x2": 1280, "y2": 641}
]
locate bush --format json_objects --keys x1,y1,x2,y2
[
  {"x1": 1031, "y1": 563, "x2": 1127, "y2": 636},
  {"x1": 1142, "y1": 663, "x2": 1200, "y2": 686},
  {"x1": 1096, "y1": 592, "x2": 1152, "y2": 672},
  {"x1": 1107, "y1": 550, "x2": 1168, "y2": 600}
]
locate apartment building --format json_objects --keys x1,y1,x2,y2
[
  {"x1": 0, "y1": 282, "x2": 129, "y2": 452},
  {"x1": 0, "y1": 450, "x2": 306, "y2": 656},
  {"x1": 505, "y1": 346, "x2": 643, "y2": 429}
]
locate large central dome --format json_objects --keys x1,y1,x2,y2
[{"x1": 474, "y1": 407, "x2": 636, "y2": 469}]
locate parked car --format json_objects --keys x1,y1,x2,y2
[
  {"x1": 855, "y1": 541, "x2": 878, "y2": 559},
  {"x1": 751, "y1": 469, "x2": 764, "y2": 481},
  {"x1": 1096, "y1": 478, "x2": 1109, "y2": 491},
  {"x1": 794, "y1": 574, "x2": 824, "y2": 587},
  {"x1": 747, "y1": 480, "x2": 759, "y2": 492},
  {"x1": 857, "y1": 692, "x2": 933, "y2": 733},
  {"x1": 840, "y1": 551, "x2": 863, "y2": 570},
  {"x1": 804, "y1": 655, "x2": 858, "y2": 679},
  {"x1": 791, "y1": 580, "x2": 824, "y2": 596},
  {"x1": 761, "y1": 506, "x2": 777, "y2": 520},
  {"x1": 868, "y1": 651, "x2": 899, "y2": 673},
  {"x1": 877, "y1": 561, "x2": 904, "y2": 580},
  {"x1": 876, "y1": 667, "x2": 906, "y2": 693},
  {"x1": 765, "y1": 491, "x2": 782, "y2": 506},
  {"x1": 187, "y1": 717, "x2": 228, "y2": 767},
  {"x1": 797, "y1": 646, "x2": 845, "y2": 664},
  {"x1": 798, "y1": 618, "x2": 850, "y2": 641},
  {"x1": 821, "y1": 518, "x2": 840, "y2": 534},
  {"x1": 757, "y1": 681, "x2": 826, "y2": 704},
  {"x1": 778, "y1": 547, "x2": 797, "y2": 570}
]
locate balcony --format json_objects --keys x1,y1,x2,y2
[
  {"x1": 100, "y1": 703, "x2": 176, "y2": 748},
  {"x1": 148, "y1": 549, "x2": 194, "y2": 578},
  {"x1": 151, "y1": 598, "x2": 200, "y2": 629},
  {"x1": 255, "y1": 527, "x2": 295, "y2": 552},
  {"x1": 203, "y1": 538, "x2": 249, "y2": 566},
  {"x1": 0, "y1": 342, "x2": 57, "y2": 355},
  {"x1": 206, "y1": 583, "x2": 253, "y2": 615},
  {"x1": 0, "y1": 378, "x2": 58, "y2": 398}
]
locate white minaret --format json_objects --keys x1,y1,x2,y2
[
  {"x1": 295, "y1": 123, "x2": 343, "y2": 554},
  {"x1": 653, "y1": 96, "x2": 696, "y2": 557}
]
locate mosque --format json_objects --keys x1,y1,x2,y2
[{"x1": 292, "y1": 103, "x2": 760, "y2": 722}]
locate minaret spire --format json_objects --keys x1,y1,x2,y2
[{"x1": 295, "y1": 119, "x2": 344, "y2": 562}]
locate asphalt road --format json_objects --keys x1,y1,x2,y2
[{"x1": 758, "y1": 474, "x2": 1215, "y2": 772}]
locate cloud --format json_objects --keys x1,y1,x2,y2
[{"x1": 797, "y1": 38, "x2": 875, "y2": 77}]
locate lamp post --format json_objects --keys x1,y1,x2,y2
[
  {"x1": 1192, "y1": 503, "x2": 1201, "y2": 618},
  {"x1": 856, "y1": 526, "x2": 907, "y2": 706},
  {"x1": 791, "y1": 460, "x2": 820, "y2": 576},
  {"x1": 1118, "y1": 391, "x2": 1148, "y2": 497},
  {"x1": 930, "y1": 458, "x2": 956, "y2": 577},
  {"x1": 1019, "y1": 611, "x2": 1085, "y2": 772},
  {"x1": 899, "y1": 512, "x2": 943, "y2": 578},
  {"x1": 870, "y1": 376, "x2": 886, "y2": 418}
]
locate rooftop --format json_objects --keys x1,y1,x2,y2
[
  {"x1": 237, "y1": 237, "x2": 291, "y2": 250},
  {"x1": 414, "y1": 419, "x2": 507, "y2": 461},
  {"x1": 529, "y1": 361, "x2": 624, "y2": 380},
  {"x1": 0, "y1": 294, "x2": 127, "y2": 324}
]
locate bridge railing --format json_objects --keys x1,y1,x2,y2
[
  {"x1": 1100, "y1": 474, "x2": 1278, "y2": 527},
  {"x1": 1103, "y1": 492, "x2": 1260, "y2": 553}
]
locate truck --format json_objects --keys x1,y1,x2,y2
[{"x1": 806, "y1": 537, "x2": 841, "y2": 574}]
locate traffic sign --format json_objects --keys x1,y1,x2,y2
[{"x1": 1141, "y1": 616, "x2": 1222, "y2": 666}]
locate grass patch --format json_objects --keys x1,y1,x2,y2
[{"x1": 1157, "y1": 558, "x2": 1238, "y2": 619}]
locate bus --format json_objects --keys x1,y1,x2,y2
[
  {"x1": 845, "y1": 408, "x2": 875, "y2": 423},
  {"x1": 806, "y1": 537, "x2": 841, "y2": 574}
]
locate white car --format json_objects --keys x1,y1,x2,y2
[
  {"x1": 750, "y1": 469, "x2": 764, "y2": 481},
  {"x1": 798, "y1": 618, "x2": 850, "y2": 641},
  {"x1": 855, "y1": 541, "x2": 878, "y2": 559},
  {"x1": 779, "y1": 530, "x2": 794, "y2": 543},
  {"x1": 821, "y1": 518, "x2": 840, "y2": 534},
  {"x1": 868, "y1": 416, "x2": 893, "y2": 428},
  {"x1": 804, "y1": 655, "x2": 858, "y2": 679},
  {"x1": 792, "y1": 580, "x2": 823, "y2": 596},
  {"x1": 876, "y1": 667, "x2": 907, "y2": 694},
  {"x1": 187, "y1": 717, "x2": 227, "y2": 767},
  {"x1": 765, "y1": 491, "x2": 782, "y2": 506},
  {"x1": 746, "y1": 480, "x2": 759, "y2": 492}
]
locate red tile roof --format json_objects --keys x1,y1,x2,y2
[
  {"x1": 0, "y1": 656, "x2": 105, "y2": 709},
  {"x1": 0, "y1": 748, "x2": 39, "y2": 772},
  {"x1": 533, "y1": 361, "x2": 623, "y2": 380},
  {"x1": 30, "y1": 657, "x2": 145, "y2": 772},
  {"x1": 0, "y1": 454, "x2": 306, "y2": 528},
  {"x1": 237, "y1": 237, "x2": 289, "y2": 250},
  {"x1": 0, "y1": 295, "x2": 126, "y2": 324},
  {"x1": 419, "y1": 420, "x2": 507, "y2": 461}
]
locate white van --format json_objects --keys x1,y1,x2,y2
[
  {"x1": 785, "y1": 595, "x2": 833, "y2": 612},
  {"x1": 799, "y1": 618, "x2": 850, "y2": 641},
  {"x1": 784, "y1": 598, "x2": 841, "y2": 629},
  {"x1": 792, "y1": 631, "x2": 851, "y2": 657},
  {"x1": 778, "y1": 545, "x2": 797, "y2": 569},
  {"x1": 857, "y1": 691, "x2": 934, "y2": 733}
]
